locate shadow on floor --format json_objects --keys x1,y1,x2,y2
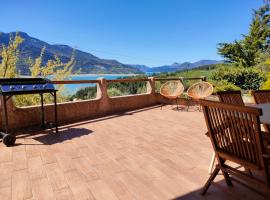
[
  {"x1": 55, "y1": 104, "x2": 163, "y2": 130},
  {"x1": 11, "y1": 105, "x2": 164, "y2": 146},
  {"x1": 23, "y1": 127, "x2": 93, "y2": 145},
  {"x1": 33, "y1": 127, "x2": 92, "y2": 145},
  {"x1": 171, "y1": 106, "x2": 201, "y2": 112},
  {"x1": 171, "y1": 179, "x2": 266, "y2": 200}
]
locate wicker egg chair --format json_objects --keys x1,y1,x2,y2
[
  {"x1": 187, "y1": 81, "x2": 213, "y2": 99},
  {"x1": 187, "y1": 81, "x2": 213, "y2": 110},
  {"x1": 160, "y1": 80, "x2": 184, "y2": 109}
]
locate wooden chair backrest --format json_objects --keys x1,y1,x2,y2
[
  {"x1": 252, "y1": 90, "x2": 270, "y2": 104},
  {"x1": 217, "y1": 90, "x2": 244, "y2": 106},
  {"x1": 200, "y1": 99, "x2": 265, "y2": 169}
]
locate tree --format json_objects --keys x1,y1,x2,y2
[
  {"x1": 0, "y1": 32, "x2": 76, "y2": 106},
  {"x1": 218, "y1": 2, "x2": 270, "y2": 67},
  {"x1": 0, "y1": 33, "x2": 24, "y2": 77},
  {"x1": 14, "y1": 46, "x2": 76, "y2": 106}
]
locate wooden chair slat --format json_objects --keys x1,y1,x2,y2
[
  {"x1": 252, "y1": 90, "x2": 270, "y2": 132},
  {"x1": 200, "y1": 99, "x2": 270, "y2": 196},
  {"x1": 217, "y1": 90, "x2": 244, "y2": 106}
]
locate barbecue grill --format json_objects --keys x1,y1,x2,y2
[{"x1": 0, "y1": 78, "x2": 58, "y2": 146}]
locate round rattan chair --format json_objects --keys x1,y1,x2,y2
[
  {"x1": 187, "y1": 81, "x2": 213, "y2": 111},
  {"x1": 160, "y1": 80, "x2": 184, "y2": 109},
  {"x1": 187, "y1": 81, "x2": 213, "y2": 100}
]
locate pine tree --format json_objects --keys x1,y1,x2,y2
[{"x1": 218, "y1": 2, "x2": 270, "y2": 67}]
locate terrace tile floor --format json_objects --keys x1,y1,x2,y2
[{"x1": 0, "y1": 105, "x2": 266, "y2": 200}]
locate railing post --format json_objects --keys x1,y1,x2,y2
[
  {"x1": 97, "y1": 78, "x2": 109, "y2": 100},
  {"x1": 147, "y1": 77, "x2": 155, "y2": 94},
  {"x1": 97, "y1": 77, "x2": 110, "y2": 112},
  {"x1": 179, "y1": 76, "x2": 184, "y2": 85}
]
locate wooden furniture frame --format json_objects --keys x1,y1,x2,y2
[
  {"x1": 207, "y1": 90, "x2": 245, "y2": 173},
  {"x1": 252, "y1": 90, "x2": 270, "y2": 104},
  {"x1": 200, "y1": 99, "x2": 270, "y2": 197},
  {"x1": 252, "y1": 90, "x2": 270, "y2": 132},
  {"x1": 217, "y1": 90, "x2": 244, "y2": 105}
]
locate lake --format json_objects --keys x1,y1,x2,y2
[{"x1": 64, "y1": 74, "x2": 139, "y2": 94}]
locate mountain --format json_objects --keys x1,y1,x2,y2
[
  {"x1": 0, "y1": 31, "x2": 222, "y2": 75},
  {"x1": 127, "y1": 64, "x2": 151, "y2": 72},
  {"x1": 0, "y1": 31, "x2": 143, "y2": 75},
  {"x1": 136, "y1": 60, "x2": 222, "y2": 73}
]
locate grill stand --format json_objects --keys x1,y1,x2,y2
[{"x1": 1, "y1": 91, "x2": 58, "y2": 146}]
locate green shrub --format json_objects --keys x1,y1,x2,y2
[
  {"x1": 70, "y1": 86, "x2": 97, "y2": 100},
  {"x1": 108, "y1": 81, "x2": 147, "y2": 95},
  {"x1": 261, "y1": 72, "x2": 270, "y2": 89},
  {"x1": 211, "y1": 65, "x2": 265, "y2": 90},
  {"x1": 210, "y1": 80, "x2": 241, "y2": 93},
  {"x1": 107, "y1": 88, "x2": 123, "y2": 97}
]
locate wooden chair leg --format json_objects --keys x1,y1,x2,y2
[
  {"x1": 208, "y1": 153, "x2": 216, "y2": 175},
  {"x1": 201, "y1": 167, "x2": 220, "y2": 195},
  {"x1": 221, "y1": 170, "x2": 233, "y2": 186},
  {"x1": 244, "y1": 167, "x2": 253, "y2": 177},
  {"x1": 199, "y1": 105, "x2": 202, "y2": 112},
  {"x1": 218, "y1": 158, "x2": 233, "y2": 186}
]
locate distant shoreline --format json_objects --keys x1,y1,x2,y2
[
  {"x1": 20, "y1": 73, "x2": 143, "y2": 78},
  {"x1": 70, "y1": 73, "x2": 142, "y2": 77}
]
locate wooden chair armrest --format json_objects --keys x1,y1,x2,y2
[
  {"x1": 262, "y1": 131, "x2": 270, "y2": 142},
  {"x1": 263, "y1": 154, "x2": 270, "y2": 159}
]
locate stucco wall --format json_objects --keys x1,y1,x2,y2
[{"x1": 2, "y1": 77, "x2": 176, "y2": 130}]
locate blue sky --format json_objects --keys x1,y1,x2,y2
[{"x1": 0, "y1": 0, "x2": 263, "y2": 67}]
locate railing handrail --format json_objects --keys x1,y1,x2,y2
[
  {"x1": 107, "y1": 78, "x2": 149, "y2": 83},
  {"x1": 52, "y1": 76, "x2": 206, "y2": 85},
  {"x1": 154, "y1": 78, "x2": 180, "y2": 81},
  {"x1": 52, "y1": 80, "x2": 101, "y2": 84},
  {"x1": 155, "y1": 76, "x2": 206, "y2": 81}
]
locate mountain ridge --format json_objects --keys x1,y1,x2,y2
[
  {"x1": 130, "y1": 59, "x2": 222, "y2": 73},
  {"x1": 0, "y1": 31, "x2": 142, "y2": 75},
  {"x1": 0, "y1": 31, "x2": 222, "y2": 75}
]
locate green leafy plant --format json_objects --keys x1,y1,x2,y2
[
  {"x1": 70, "y1": 86, "x2": 97, "y2": 100},
  {"x1": 218, "y1": 3, "x2": 270, "y2": 67},
  {"x1": 211, "y1": 65, "x2": 265, "y2": 90},
  {"x1": 0, "y1": 33, "x2": 24, "y2": 78},
  {"x1": 107, "y1": 87, "x2": 123, "y2": 97},
  {"x1": 210, "y1": 80, "x2": 241, "y2": 93},
  {"x1": 0, "y1": 33, "x2": 75, "y2": 107}
]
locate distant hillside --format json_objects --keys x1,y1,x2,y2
[
  {"x1": 127, "y1": 64, "x2": 151, "y2": 72},
  {"x1": 0, "y1": 31, "x2": 223, "y2": 75},
  {"x1": 132, "y1": 60, "x2": 222, "y2": 73},
  {"x1": 0, "y1": 32, "x2": 143, "y2": 75}
]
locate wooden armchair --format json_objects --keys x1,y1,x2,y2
[
  {"x1": 252, "y1": 90, "x2": 270, "y2": 132},
  {"x1": 200, "y1": 99, "x2": 270, "y2": 197},
  {"x1": 207, "y1": 91, "x2": 244, "y2": 174},
  {"x1": 217, "y1": 90, "x2": 244, "y2": 105},
  {"x1": 252, "y1": 90, "x2": 270, "y2": 104}
]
